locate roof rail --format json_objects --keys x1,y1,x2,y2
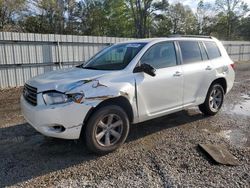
[{"x1": 168, "y1": 35, "x2": 212, "y2": 39}]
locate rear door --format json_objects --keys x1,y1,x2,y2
[{"x1": 178, "y1": 40, "x2": 215, "y2": 105}]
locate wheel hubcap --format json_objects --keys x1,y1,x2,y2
[
  {"x1": 95, "y1": 114, "x2": 123, "y2": 147},
  {"x1": 209, "y1": 88, "x2": 223, "y2": 112}
]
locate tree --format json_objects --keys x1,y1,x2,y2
[
  {"x1": 74, "y1": 0, "x2": 107, "y2": 35},
  {"x1": 64, "y1": 0, "x2": 79, "y2": 34},
  {"x1": 196, "y1": 0, "x2": 215, "y2": 35},
  {"x1": 26, "y1": 0, "x2": 65, "y2": 34},
  {"x1": 126, "y1": 0, "x2": 168, "y2": 38},
  {"x1": 238, "y1": 16, "x2": 250, "y2": 40},
  {"x1": 215, "y1": 0, "x2": 249, "y2": 39},
  {"x1": 150, "y1": 14, "x2": 172, "y2": 37},
  {"x1": 103, "y1": 0, "x2": 134, "y2": 37},
  {"x1": 22, "y1": 15, "x2": 47, "y2": 33},
  {"x1": 2, "y1": 0, "x2": 250, "y2": 40},
  {"x1": 168, "y1": 3, "x2": 197, "y2": 34},
  {"x1": 0, "y1": 0, "x2": 26, "y2": 30}
]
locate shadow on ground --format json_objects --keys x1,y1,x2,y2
[{"x1": 0, "y1": 110, "x2": 205, "y2": 187}]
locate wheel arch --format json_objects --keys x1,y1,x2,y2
[
  {"x1": 83, "y1": 96, "x2": 134, "y2": 126},
  {"x1": 210, "y1": 77, "x2": 227, "y2": 93},
  {"x1": 199, "y1": 77, "x2": 226, "y2": 116}
]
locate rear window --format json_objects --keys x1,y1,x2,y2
[
  {"x1": 204, "y1": 41, "x2": 221, "y2": 59},
  {"x1": 179, "y1": 41, "x2": 202, "y2": 64}
]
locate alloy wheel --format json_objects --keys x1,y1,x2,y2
[
  {"x1": 95, "y1": 114, "x2": 123, "y2": 147},
  {"x1": 209, "y1": 87, "x2": 223, "y2": 112}
]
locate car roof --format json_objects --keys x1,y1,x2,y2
[{"x1": 119, "y1": 36, "x2": 216, "y2": 44}]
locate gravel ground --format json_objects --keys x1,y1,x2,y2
[{"x1": 0, "y1": 63, "x2": 249, "y2": 188}]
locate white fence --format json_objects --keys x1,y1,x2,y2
[
  {"x1": 222, "y1": 41, "x2": 250, "y2": 62},
  {"x1": 0, "y1": 32, "x2": 249, "y2": 89},
  {"x1": 0, "y1": 32, "x2": 133, "y2": 88}
]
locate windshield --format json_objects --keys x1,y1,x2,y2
[{"x1": 82, "y1": 42, "x2": 146, "y2": 70}]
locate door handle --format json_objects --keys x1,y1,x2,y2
[
  {"x1": 173, "y1": 71, "x2": 182, "y2": 77},
  {"x1": 205, "y1": 66, "x2": 212, "y2": 71}
]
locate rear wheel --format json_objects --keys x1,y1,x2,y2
[
  {"x1": 199, "y1": 84, "x2": 224, "y2": 116},
  {"x1": 84, "y1": 105, "x2": 129, "y2": 154}
]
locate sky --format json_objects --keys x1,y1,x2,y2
[{"x1": 168, "y1": 0, "x2": 250, "y2": 13}]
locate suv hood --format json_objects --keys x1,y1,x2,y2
[{"x1": 26, "y1": 67, "x2": 113, "y2": 93}]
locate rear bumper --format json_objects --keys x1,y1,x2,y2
[
  {"x1": 226, "y1": 66, "x2": 235, "y2": 94},
  {"x1": 21, "y1": 95, "x2": 92, "y2": 139}
]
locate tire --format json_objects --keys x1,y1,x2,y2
[
  {"x1": 84, "y1": 105, "x2": 130, "y2": 154},
  {"x1": 199, "y1": 84, "x2": 225, "y2": 116}
]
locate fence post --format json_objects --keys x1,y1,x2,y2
[
  {"x1": 239, "y1": 44, "x2": 242, "y2": 61},
  {"x1": 242, "y1": 44, "x2": 244, "y2": 61},
  {"x1": 57, "y1": 41, "x2": 62, "y2": 69}
]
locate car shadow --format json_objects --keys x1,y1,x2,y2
[
  {"x1": 127, "y1": 109, "x2": 205, "y2": 142},
  {"x1": 0, "y1": 109, "x2": 206, "y2": 187}
]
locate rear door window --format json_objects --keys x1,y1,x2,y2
[
  {"x1": 204, "y1": 41, "x2": 221, "y2": 59},
  {"x1": 179, "y1": 41, "x2": 202, "y2": 64}
]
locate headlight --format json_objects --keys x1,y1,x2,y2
[{"x1": 43, "y1": 92, "x2": 84, "y2": 105}]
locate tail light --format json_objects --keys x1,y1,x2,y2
[{"x1": 230, "y1": 63, "x2": 236, "y2": 69}]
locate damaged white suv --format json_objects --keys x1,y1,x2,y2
[{"x1": 21, "y1": 36, "x2": 235, "y2": 154}]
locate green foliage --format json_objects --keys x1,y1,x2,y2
[
  {"x1": 30, "y1": 0, "x2": 65, "y2": 34},
  {"x1": 103, "y1": 0, "x2": 134, "y2": 37},
  {"x1": 0, "y1": 0, "x2": 26, "y2": 30},
  {"x1": 215, "y1": 0, "x2": 249, "y2": 40},
  {"x1": 126, "y1": 0, "x2": 169, "y2": 38},
  {"x1": 238, "y1": 16, "x2": 250, "y2": 40},
  {"x1": 151, "y1": 14, "x2": 172, "y2": 37},
  {"x1": 168, "y1": 3, "x2": 198, "y2": 35},
  {"x1": 0, "y1": 0, "x2": 249, "y2": 40}
]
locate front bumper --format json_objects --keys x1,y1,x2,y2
[{"x1": 21, "y1": 95, "x2": 92, "y2": 139}]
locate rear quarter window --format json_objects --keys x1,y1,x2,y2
[{"x1": 204, "y1": 41, "x2": 221, "y2": 59}]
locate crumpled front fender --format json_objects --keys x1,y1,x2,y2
[{"x1": 66, "y1": 78, "x2": 135, "y2": 107}]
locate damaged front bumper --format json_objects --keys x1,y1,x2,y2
[{"x1": 20, "y1": 95, "x2": 92, "y2": 139}]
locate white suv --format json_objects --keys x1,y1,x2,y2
[{"x1": 21, "y1": 36, "x2": 235, "y2": 154}]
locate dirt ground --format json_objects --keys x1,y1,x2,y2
[{"x1": 0, "y1": 63, "x2": 249, "y2": 188}]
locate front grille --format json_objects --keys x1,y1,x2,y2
[{"x1": 23, "y1": 84, "x2": 37, "y2": 106}]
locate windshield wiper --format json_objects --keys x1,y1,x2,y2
[
  {"x1": 82, "y1": 66, "x2": 99, "y2": 70},
  {"x1": 76, "y1": 64, "x2": 84, "y2": 68},
  {"x1": 76, "y1": 64, "x2": 99, "y2": 70}
]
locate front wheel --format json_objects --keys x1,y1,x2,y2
[
  {"x1": 199, "y1": 84, "x2": 224, "y2": 116},
  {"x1": 84, "y1": 105, "x2": 130, "y2": 154}
]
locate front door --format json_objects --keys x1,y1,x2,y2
[{"x1": 134, "y1": 41, "x2": 183, "y2": 120}]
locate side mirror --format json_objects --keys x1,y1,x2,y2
[{"x1": 134, "y1": 63, "x2": 156, "y2": 77}]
